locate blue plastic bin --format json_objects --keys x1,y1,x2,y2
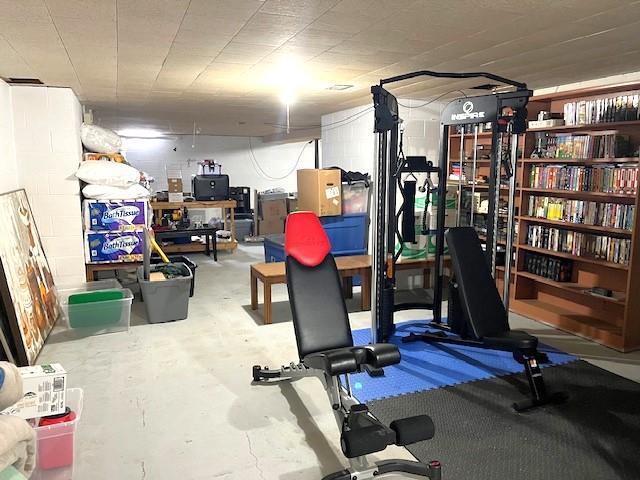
[
  {"x1": 263, "y1": 213, "x2": 368, "y2": 286},
  {"x1": 263, "y1": 213, "x2": 368, "y2": 262}
]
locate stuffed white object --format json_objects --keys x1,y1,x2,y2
[
  {"x1": 0, "y1": 363, "x2": 35, "y2": 478},
  {"x1": 80, "y1": 124, "x2": 122, "y2": 154},
  {"x1": 82, "y1": 183, "x2": 151, "y2": 200},
  {"x1": 76, "y1": 160, "x2": 140, "y2": 187}
]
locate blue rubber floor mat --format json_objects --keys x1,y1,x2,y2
[{"x1": 349, "y1": 320, "x2": 577, "y2": 402}]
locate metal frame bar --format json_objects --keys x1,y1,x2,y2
[{"x1": 503, "y1": 132, "x2": 519, "y2": 308}]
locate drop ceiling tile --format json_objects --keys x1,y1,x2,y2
[
  {"x1": 116, "y1": 0, "x2": 190, "y2": 21},
  {"x1": 0, "y1": 0, "x2": 50, "y2": 21},
  {"x1": 288, "y1": 28, "x2": 353, "y2": 48},
  {"x1": 310, "y1": 10, "x2": 375, "y2": 34},
  {"x1": 260, "y1": 0, "x2": 338, "y2": 19},
  {"x1": 178, "y1": 14, "x2": 247, "y2": 36},
  {"x1": 45, "y1": 0, "x2": 116, "y2": 21},
  {"x1": 186, "y1": 0, "x2": 263, "y2": 21}
]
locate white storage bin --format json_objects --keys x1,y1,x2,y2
[
  {"x1": 58, "y1": 281, "x2": 131, "y2": 335},
  {"x1": 32, "y1": 388, "x2": 83, "y2": 480},
  {"x1": 342, "y1": 183, "x2": 369, "y2": 214}
]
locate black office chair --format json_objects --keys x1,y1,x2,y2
[
  {"x1": 253, "y1": 211, "x2": 442, "y2": 480},
  {"x1": 405, "y1": 227, "x2": 567, "y2": 412}
]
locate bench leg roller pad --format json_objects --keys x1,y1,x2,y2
[
  {"x1": 390, "y1": 415, "x2": 435, "y2": 445},
  {"x1": 340, "y1": 425, "x2": 394, "y2": 458}
]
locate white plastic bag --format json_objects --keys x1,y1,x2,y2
[
  {"x1": 82, "y1": 183, "x2": 151, "y2": 200},
  {"x1": 80, "y1": 124, "x2": 122, "y2": 153},
  {"x1": 76, "y1": 160, "x2": 140, "y2": 187}
]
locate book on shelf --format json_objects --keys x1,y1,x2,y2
[
  {"x1": 527, "y1": 196, "x2": 635, "y2": 231},
  {"x1": 563, "y1": 93, "x2": 639, "y2": 126},
  {"x1": 523, "y1": 251, "x2": 573, "y2": 282},
  {"x1": 529, "y1": 164, "x2": 638, "y2": 194},
  {"x1": 548, "y1": 132, "x2": 631, "y2": 159},
  {"x1": 526, "y1": 225, "x2": 631, "y2": 265}
]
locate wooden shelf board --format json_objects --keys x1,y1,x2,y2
[
  {"x1": 217, "y1": 240, "x2": 239, "y2": 250},
  {"x1": 150, "y1": 200, "x2": 237, "y2": 209},
  {"x1": 511, "y1": 298, "x2": 624, "y2": 350},
  {"x1": 450, "y1": 132, "x2": 493, "y2": 138},
  {"x1": 520, "y1": 187, "x2": 637, "y2": 202},
  {"x1": 517, "y1": 216, "x2": 632, "y2": 236},
  {"x1": 522, "y1": 157, "x2": 639, "y2": 165},
  {"x1": 527, "y1": 119, "x2": 640, "y2": 133},
  {"x1": 516, "y1": 271, "x2": 626, "y2": 305},
  {"x1": 518, "y1": 244, "x2": 629, "y2": 271},
  {"x1": 477, "y1": 234, "x2": 507, "y2": 246},
  {"x1": 161, "y1": 239, "x2": 238, "y2": 253}
]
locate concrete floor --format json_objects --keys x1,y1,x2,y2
[{"x1": 39, "y1": 245, "x2": 640, "y2": 479}]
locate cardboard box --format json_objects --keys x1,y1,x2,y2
[
  {"x1": 85, "y1": 230, "x2": 145, "y2": 263},
  {"x1": 1, "y1": 364, "x2": 67, "y2": 419},
  {"x1": 297, "y1": 169, "x2": 342, "y2": 217},
  {"x1": 83, "y1": 152, "x2": 126, "y2": 163},
  {"x1": 260, "y1": 199, "x2": 287, "y2": 220},
  {"x1": 258, "y1": 218, "x2": 285, "y2": 235},
  {"x1": 168, "y1": 178, "x2": 183, "y2": 193},
  {"x1": 286, "y1": 197, "x2": 298, "y2": 213},
  {"x1": 168, "y1": 192, "x2": 184, "y2": 203},
  {"x1": 83, "y1": 200, "x2": 149, "y2": 231}
]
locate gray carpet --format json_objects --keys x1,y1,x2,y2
[{"x1": 369, "y1": 360, "x2": 640, "y2": 480}]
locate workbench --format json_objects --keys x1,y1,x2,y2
[{"x1": 150, "y1": 200, "x2": 238, "y2": 254}]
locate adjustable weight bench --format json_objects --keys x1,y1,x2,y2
[
  {"x1": 253, "y1": 212, "x2": 441, "y2": 480},
  {"x1": 404, "y1": 227, "x2": 567, "y2": 412}
]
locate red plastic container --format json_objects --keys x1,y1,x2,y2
[{"x1": 33, "y1": 389, "x2": 83, "y2": 480}]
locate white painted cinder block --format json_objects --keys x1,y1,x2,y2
[{"x1": 10, "y1": 84, "x2": 84, "y2": 283}]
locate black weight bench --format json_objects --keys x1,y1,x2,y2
[
  {"x1": 253, "y1": 212, "x2": 441, "y2": 480},
  {"x1": 404, "y1": 227, "x2": 567, "y2": 412}
]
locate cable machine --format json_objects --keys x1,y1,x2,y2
[{"x1": 371, "y1": 71, "x2": 532, "y2": 343}]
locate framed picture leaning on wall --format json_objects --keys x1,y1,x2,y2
[{"x1": 0, "y1": 189, "x2": 60, "y2": 365}]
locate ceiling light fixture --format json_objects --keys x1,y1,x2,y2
[
  {"x1": 326, "y1": 84, "x2": 354, "y2": 91},
  {"x1": 117, "y1": 128, "x2": 164, "y2": 138}
]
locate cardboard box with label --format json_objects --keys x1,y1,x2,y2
[
  {"x1": 297, "y1": 169, "x2": 342, "y2": 217},
  {"x1": 1, "y1": 364, "x2": 67, "y2": 419},
  {"x1": 168, "y1": 177, "x2": 183, "y2": 193}
]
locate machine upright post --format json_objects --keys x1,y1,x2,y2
[
  {"x1": 372, "y1": 131, "x2": 389, "y2": 343},
  {"x1": 432, "y1": 123, "x2": 449, "y2": 325},
  {"x1": 457, "y1": 129, "x2": 464, "y2": 226},
  {"x1": 470, "y1": 126, "x2": 478, "y2": 227},
  {"x1": 503, "y1": 132, "x2": 519, "y2": 309}
]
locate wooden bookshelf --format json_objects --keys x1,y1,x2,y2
[
  {"x1": 510, "y1": 83, "x2": 640, "y2": 352},
  {"x1": 517, "y1": 216, "x2": 633, "y2": 236}
]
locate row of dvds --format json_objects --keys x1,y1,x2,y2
[
  {"x1": 564, "y1": 94, "x2": 639, "y2": 126},
  {"x1": 547, "y1": 133, "x2": 631, "y2": 159},
  {"x1": 527, "y1": 196, "x2": 635, "y2": 231},
  {"x1": 526, "y1": 225, "x2": 631, "y2": 265},
  {"x1": 529, "y1": 164, "x2": 638, "y2": 194},
  {"x1": 523, "y1": 252, "x2": 573, "y2": 283}
]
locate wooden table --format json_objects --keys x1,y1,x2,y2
[
  {"x1": 250, "y1": 255, "x2": 371, "y2": 325},
  {"x1": 249, "y1": 255, "x2": 449, "y2": 324}
]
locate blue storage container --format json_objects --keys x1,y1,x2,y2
[
  {"x1": 263, "y1": 213, "x2": 368, "y2": 286},
  {"x1": 264, "y1": 213, "x2": 368, "y2": 262}
]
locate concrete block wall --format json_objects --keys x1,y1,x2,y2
[
  {"x1": 0, "y1": 79, "x2": 18, "y2": 194},
  {"x1": 11, "y1": 86, "x2": 85, "y2": 286}
]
